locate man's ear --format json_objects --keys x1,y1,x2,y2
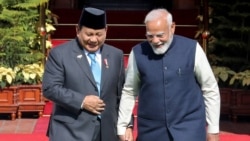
[
  {"x1": 76, "y1": 25, "x2": 80, "y2": 34},
  {"x1": 171, "y1": 22, "x2": 176, "y2": 34},
  {"x1": 105, "y1": 26, "x2": 108, "y2": 32}
]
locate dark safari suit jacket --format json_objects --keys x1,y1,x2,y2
[{"x1": 42, "y1": 38, "x2": 125, "y2": 141}]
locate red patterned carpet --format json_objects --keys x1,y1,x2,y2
[
  {"x1": 0, "y1": 134, "x2": 48, "y2": 141},
  {"x1": 220, "y1": 133, "x2": 250, "y2": 141},
  {"x1": 0, "y1": 101, "x2": 250, "y2": 141},
  {"x1": 1, "y1": 127, "x2": 250, "y2": 141},
  {"x1": 32, "y1": 117, "x2": 49, "y2": 134},
  {"x1": 43, "y1": 101, "x2": 53, "y2": 116}
]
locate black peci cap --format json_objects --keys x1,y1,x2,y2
[{"x1": 78, "y1": 7, "x2": 106, "y2": 29}]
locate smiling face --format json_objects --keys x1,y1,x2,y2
[
  {"x1": 76, "y1": 26, "x2": 107, "y2": 53},
  {"x1": 145, "y1": 10, "x2": 175, "y2": 55}
]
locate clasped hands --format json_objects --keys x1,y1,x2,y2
[{"x1": 82, "y1": 95, "x2": 105, "y2": 114}]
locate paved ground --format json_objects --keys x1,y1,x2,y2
[{"x1": 0, "y1": 113, "x2": 39, "y2": 134}]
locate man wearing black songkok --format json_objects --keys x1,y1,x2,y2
[{"x1": 42, "y1": 7, "x2": 133, "y2": 141}]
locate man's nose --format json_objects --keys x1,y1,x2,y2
[
  {"x1": 89, "y1": 36, "x2": 98, "y2": 42},
  {"x1": 151, "y1": 36, "x2": 160, "y2": 43}
]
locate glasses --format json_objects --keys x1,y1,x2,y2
[{"x1": 145, "y1": 32, "x2": 166, "y2": 39}]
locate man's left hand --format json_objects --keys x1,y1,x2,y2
[{"x1": 119, "y1": 128, "x2": 133, "y2": 141}]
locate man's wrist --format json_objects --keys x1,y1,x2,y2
[{"x1": 127, "y1": 124, "x2": 133, "y2": 129}]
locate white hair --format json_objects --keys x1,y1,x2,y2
[{"x1": 144, "y1": 8, "x2": 173, "y2": 26}]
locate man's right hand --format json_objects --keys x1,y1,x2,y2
[{"x1": 82, "y1": 95, "x2": 105, "y2": 114}]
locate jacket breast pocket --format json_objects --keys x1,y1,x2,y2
[{"x1": 176, "y1": 67, "x2": 193, "y2": 78}]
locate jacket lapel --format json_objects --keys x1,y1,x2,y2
[
  {"x1": 72, "y1": 42, "x2": 96, "y2": 87},
  {"x1": 72, "y1": 41, "x2": 111, "y2": 97},
  {"x1": 100, "y1": 46, "x2": 110, "y2": 96}
]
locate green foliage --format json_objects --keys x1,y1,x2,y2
[
  {"x1": 14, "y1": 63, "x2": 44, "y2": 85},
  {"x1": 208, "y1": 0, "x2": 250, "y2": 88},
  {"x1": 0, "y1": 66, "x2": 15, "y2": 88},
  {"x1": 208, "y1": 0, "x2": 250, "y2": 72},
  {"x1": 0, "y1": 0, "x2": 49, "y2": 68},
  {"x1": 230, "y1": 70, "x2": 250, "y2": 88},
  {"x1": 0, "y1": 0, "x2": 51, "y2": 87},
  {"x1": 212, "y1": 66, "x2": 236, "y2": 82},
  {"x1": 212, "y1": 66, "x2": 236, "y2": 88}
]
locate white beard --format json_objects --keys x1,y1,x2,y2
[{"x1": 150, "y1": 35, "x2": 173, "y2": 55}]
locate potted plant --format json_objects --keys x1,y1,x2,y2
[
  {"x1": 211, "y1": 65, "x2": 236, "y2": 117},
  {"x1": 0, "y1": 0, "x2": 54, "y2": 119},
  {"x1": 0, "y1": 66, "x2": 18, "y2": 120},
  {"x1": 13, "y1": 62, "x2": 45, "y2": 118},
  {"x1": 208, "y1": 0, "x2": 250, "y2": 121},
  {"x1": 0, "y1": 0, "x2": 53, "y2": 87}
]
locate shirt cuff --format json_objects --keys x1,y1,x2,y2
[
  {"x1": 117, "y1": 126, "x2": 127, "y2": 135},
  {"x1": 207, "y1": 125, "x2": 219, "y2": 133}
]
